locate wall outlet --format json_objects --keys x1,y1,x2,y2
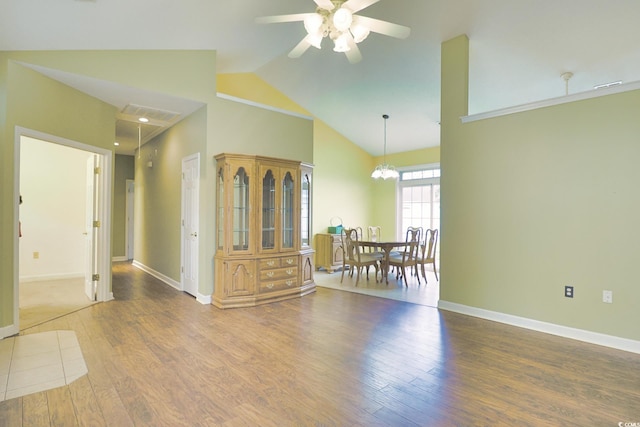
[
  {"x1": 33, "y1": 251, "x2": 39, "y2": 259},
  {"x1": 564, "y1": 285, "x2": 574, "y2": 298},
  {"x1": 603, "y1": 290, "x2": 613, "y2": 304}
]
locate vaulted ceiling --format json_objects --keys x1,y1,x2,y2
[{"x1": 3, "y1": 0, "x2": 640, "y2": 156}]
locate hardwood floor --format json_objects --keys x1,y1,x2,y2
[{"x1": 1, "y1": 261, "x2": 639, "y2": 426}]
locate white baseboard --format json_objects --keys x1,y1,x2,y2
[
  {"x1": 0, "y1": 324, "x2": 19, "y2": 340},
  {"x1": 112, "y1": 256, "x2": 128, "y2": 262},
  {"x1": 196, "y1": 293, "x2": 212, "y2": 305},
  {"x1": 19, "y1": 273, "x2": 84, "y2": 283},
  {"x1": 438, "y1": 300, "x2": 640, "y2": 354},
  {"x1": 131, "y1": 260, "x2": 181, "y2": 291}
]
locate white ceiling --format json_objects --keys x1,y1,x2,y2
[{"x1": 2, "y1": 0, "x2": 640, "y2": 156}]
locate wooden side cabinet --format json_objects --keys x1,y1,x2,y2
[
  {"x1": 213, "y1": 153, "x2": 315, "y2": 308},
  {"x1": 315, "y1": 233, "x2": 344, "y2": 273}
]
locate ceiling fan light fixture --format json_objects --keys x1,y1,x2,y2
[
  {"x1": 350, "y1": 23, "x2": 370, "y2": 43},
  {"x1": 333, "y1": 34, "x2": 351, "y2": 52},
  {"x1": 304, "y1": 13, "x2": 324, "y2": 34},
  {"x1": 332, "y1": 7, "x2": 353, "y2": 31},
  {"x1": 306, "y1": 33, "x2": 324, "y2": 49}
]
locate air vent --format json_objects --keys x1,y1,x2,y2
[{"x1": 120, "y1": 104, "x2": 181, "y2": 124}]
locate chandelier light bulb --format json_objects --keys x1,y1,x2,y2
[{"x1": 332, "y1": 7, "x2": 353, "y2": 32}]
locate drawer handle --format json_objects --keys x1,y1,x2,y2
[
  {"x1": 267, "y1": 261, "x2": 275, "y2": 267},
  {"x1": 285, "y1": 258, "x2": 294, "y2": 265},
  {"x1": 266, "y1": 272, "x2": 274, "y2": 278},
  {"x1": 267, "y1": 283, "x2": 274, "y2": 289},
  {"x1": 286, "y1": 280, "x2": 294, "y2": 287},
  {"x1": 286, "y1": 269, "x2": 294, "y2": 275}
]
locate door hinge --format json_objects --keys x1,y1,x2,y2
[
  {"x1": 94, "y1": 166, "x2": 101, "y2": 174},
  {"x1": 92, "y1": 274, "x2": 100, "y2": 281},
  {"x1": 93, "y1": 220, "x2": 101, "y2": 228},
  {"x1": 181, "y1": 266, "x2": 184, "y2": 273}
]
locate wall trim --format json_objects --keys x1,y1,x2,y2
[
  {"x1": 216, "y1": 93, "x2": 313, "y2": 121},
  {"x1": 112, "y1": 256, "x2": 128, "y2": 262},
  {"x1": 461, "y1": 80, "x2": 640, "y2": 123},
  {"x1": 438, "y1": 300, "x2": 640, "y2": 355},
  {"x1": 132, "y1": 260, "x2": 181, "y2": 291},
  {"x1": 19, "y1": 273, "x2": 83, "y2": 283}
]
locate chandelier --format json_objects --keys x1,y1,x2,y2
[{"x1": 371, "y1": 114, "x2": 399, "y2": 180}]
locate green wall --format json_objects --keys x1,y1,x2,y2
[
  {"x1": 440, "y1": 35, "x2": 640, "y2": 342},
  {"x1": 113, "y1": 154, "x2": 134, "y2": 259},
  {"x1": 1, "y1": 57, "x2": 116, "y2": 329}
]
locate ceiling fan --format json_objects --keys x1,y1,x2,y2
[{"x1": 256, "y1": 0, "x2": 410, "y2": 64}]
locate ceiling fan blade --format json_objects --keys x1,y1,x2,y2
[
  {"x1": 288, "y1": 38, "x2": 312, "y2": 59},
  {"x1": 342, "y1": 0, "x2": 380, "y2": 13},
  {"x1": 345, "y1": 35, "x2": 363, "y2": 64},
  {"x1": 255, "y1": 13, "x2": 314, "y2": 24},
  {"x1": 313, "y1": 0, "x2": 336, "y2": 10},
  {"x1": 353, "y1": 15, "x2": 410, "y2": 39}
]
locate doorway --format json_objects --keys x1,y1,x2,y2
[{"x1": 15, "y1": 128, "x2": 113, "y2": 330}]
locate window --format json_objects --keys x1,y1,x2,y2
[{"x1": 397, "y1": 165, "x2": 440, "y2": 262}]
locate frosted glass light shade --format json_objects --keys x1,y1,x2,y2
[
  {"x1": 304, "y1": 13, "x2": 323, "y2": 34},
  {"x1": 332, "y1": 8, "x2": 353, "y2": 31}
]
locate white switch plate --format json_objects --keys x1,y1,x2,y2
[{"x1": 603, "y1": 290, "x2": 613, "y2": 303}]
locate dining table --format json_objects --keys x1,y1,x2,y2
[{"x1": 357, "y1": 240, "x2": 408, "y2": 284}]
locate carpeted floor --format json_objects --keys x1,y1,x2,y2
[{"x1": 19, "y1": 277, "x2": 96, "y2": 330}]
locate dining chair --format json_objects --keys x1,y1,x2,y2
[
  {"x1": 341, "y1": 228, "x2": 380, "y2": 285},
  {"x1": 388, "y1": 226, "x2": 422, "y2": 277},
  {"x1": 366, "y1": 225, "x2": 382, "y2": 254},
  {"x1": 387, "y1": 239, "x2": 420, "y2": 287},
  {"x1": 415, "y1": 228, "x2": 439, "y2": 283}
]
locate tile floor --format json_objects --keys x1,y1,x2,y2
[
  {"x1": 0, "y1": 330, "x2": 87, "y2": 401},
  {"x1": 314, "y1": 264, "x2": 439, "y2": 307}
]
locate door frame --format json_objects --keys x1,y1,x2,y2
[{"x1": 13, "y1": 127, "x2": 114, "y2": 330}]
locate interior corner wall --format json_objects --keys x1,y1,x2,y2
[
  {"x1": 440, "y1": 36, "x2": 640, "y2": 341},
  {"x1": 113, "y1": 154, "x2": 134, "y2": 259},
  {"x1": 0, "y1": 56, "x2": 117, "y2": 331}
]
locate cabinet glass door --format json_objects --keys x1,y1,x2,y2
[
  {"x1": 233, "y1": 167, "x2": 250, "y2": 251},
  {"x1": 262, "y1": 169, "x2": 276, "y2": 250},
  {"x1": 282, "y1": 171, "x2": 295, "y2": 249},
  {"x1": 301, "y1": 171, "x2": 311, "y2": 248},
  {"x1": 217, "y1": 167, "x2": 224, "y2": 251}
]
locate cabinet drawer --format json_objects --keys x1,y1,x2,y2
[
  {"x1": 260, "y1": 266, "x2": 298, "y2": 281},
  {"x1": 258, "y1": 278, "x2": 297, "y2": 293},
  {"x1": 259, "y1": 256, "x2": 297, "y2": 269}
]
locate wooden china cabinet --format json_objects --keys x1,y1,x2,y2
[{"x1": 213, "y1": 153, "x2": 315, "y2": 308}]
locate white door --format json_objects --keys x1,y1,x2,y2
[
  {"x1": 181, "y1": 154, "x2": 200, "y2": 296},
  {"x1": 84, "y1": 155, "x2": 99, "y2": 301}
]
